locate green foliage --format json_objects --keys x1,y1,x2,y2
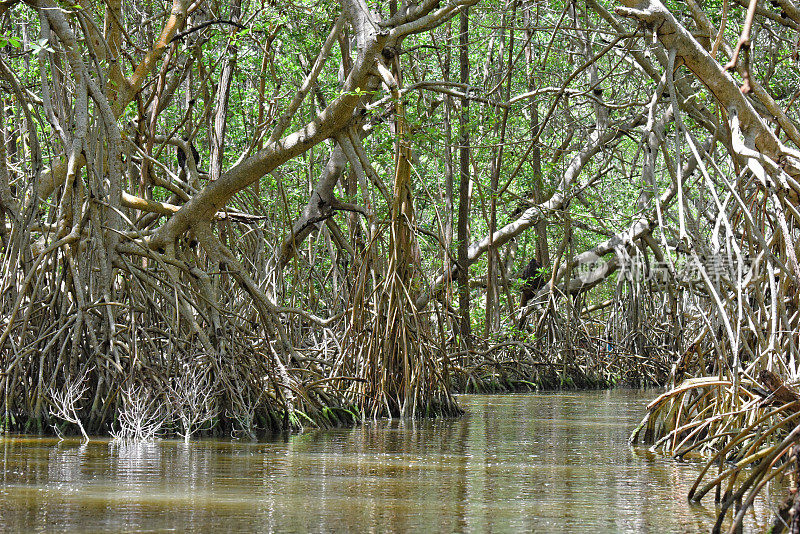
[{"x1": 0, "y1": 35, "x2": 21, "y2": 48}]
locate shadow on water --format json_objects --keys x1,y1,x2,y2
[{"x1": 0, "y1": 390, "x2": 779, "y2": 532}]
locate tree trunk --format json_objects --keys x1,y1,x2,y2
[{"x1": 457, "y1": 7, "x2": 472, "y2": 349}]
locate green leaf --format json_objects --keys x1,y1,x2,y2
[{"x1": 0, "y1": 35, "x2": 21, "y2": 48}]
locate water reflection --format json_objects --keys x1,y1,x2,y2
[{"x1": 0, "y1": 391, "x2": 779, "y2": 532}]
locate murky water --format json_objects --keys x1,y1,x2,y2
[{"x1": 0, "y1": 391, "x2": 780, "y2": 532}]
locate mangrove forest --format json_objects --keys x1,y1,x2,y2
[{"x1": 3, "y1": 0, "x2": 800, "y2": 530}]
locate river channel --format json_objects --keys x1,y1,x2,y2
[{"x1": 0, "y1": 390, "x2": 780, "y2": 532}]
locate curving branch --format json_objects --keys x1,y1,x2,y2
[
  {"x1": 415, "y1": 113, "x2": 645, "y2": 310},
  {"x1": 616, "y1": 0, "x2": 800, "y2": 192}
]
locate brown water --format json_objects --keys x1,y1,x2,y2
[{"x1": 0, "y1": 391, "x2": 780, "y2": 532}]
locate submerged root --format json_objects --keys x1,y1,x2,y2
[
  {"x1": 632, "y1": 373, "x2": 800, "y2": 533},
  {"x1": 336, "y1": 224, "x2": 461, "y2": 419},
  {"x1": 0, "y1": 226, "x2": 359, "y2": 438}
]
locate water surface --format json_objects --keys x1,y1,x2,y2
[{"x1": 0, "y1": 391, "x2": 779, "y2": 532}]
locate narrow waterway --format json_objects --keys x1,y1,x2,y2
[{"x1": 0, "y1": 391, "x2": 779, "y2": 532}]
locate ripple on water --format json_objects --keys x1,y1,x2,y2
[{"x1": 0, "y1": 390, "x2": 780, "y2": 533}]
